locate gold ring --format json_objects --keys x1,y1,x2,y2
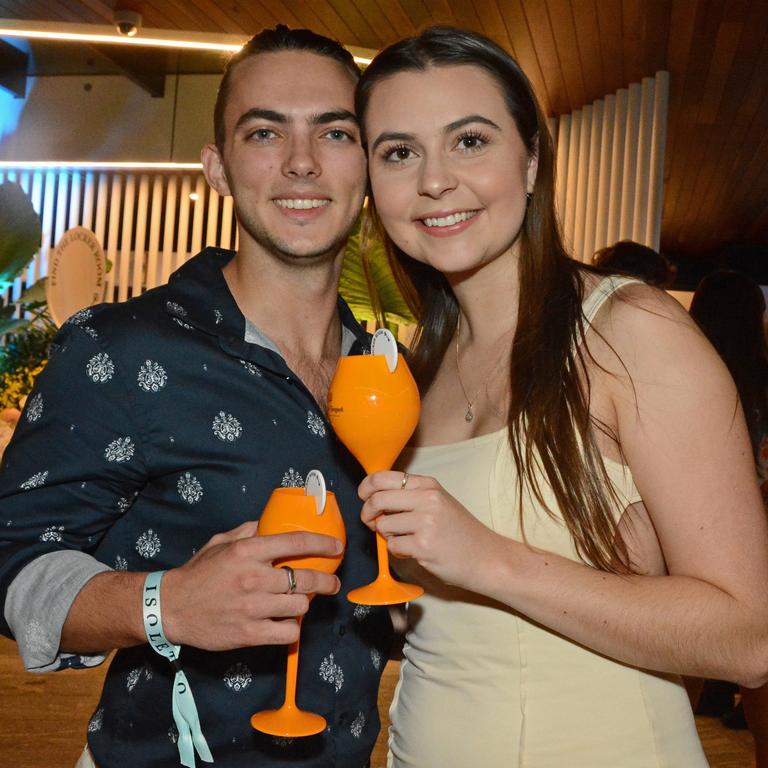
[
  {"x1": 401, "y1": 472, "x2": 410, "y2": 489},
  {"x1": 281, "y1": 565, "x2": 297, "y2": 594}
]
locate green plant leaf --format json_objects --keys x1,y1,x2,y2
[
  {"x1": 20, "y1": 277, "x2": 47, "y2": 304},
  {"x1": 0, "y1": 182, "x2": 41, "y2": 286},
  {"x1": 340, "y1": 228, "x2": 414, "y2": 327},
  {"x1": 0, "y1": 318, "x2": 31, "y2": 335}
]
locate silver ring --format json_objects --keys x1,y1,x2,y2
[
  {"x1": 281, "y1": 565, "x2": 297, "y2": 594},
  {"x1": 400, "y1": 472, "x2": 410, "y2": 489}
]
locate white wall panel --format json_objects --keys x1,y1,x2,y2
[{"x1": 553, "y1": 72, "x2": 669, "y2": 261}]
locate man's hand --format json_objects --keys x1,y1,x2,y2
[{"x1": 161, "y1": 521, "x2": 343, "y2": 650}]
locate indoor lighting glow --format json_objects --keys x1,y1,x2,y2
[
  {"x1": 0, "y1": 161, "x2": 203, "y2": 170},
  {"x1": 0, "y1": 20, "x2": 374, "y2": 65}
]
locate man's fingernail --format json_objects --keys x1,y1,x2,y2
[{"x1": 335, "y1": 539, "x2": 344, "y2": 554}]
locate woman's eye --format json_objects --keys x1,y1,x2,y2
[
  {"x1": 457, "y1": 133, "x2": 486, "y2": 150},
  {"x1": 384, "y1": 145, "x2": 414, "y2": 163}
]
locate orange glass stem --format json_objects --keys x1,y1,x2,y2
[
  {"x1": 375, "y1": 531, "x2": 391, "y2": 576},
  {"x1": 282, "y1": 617, "x2": 302, "y2": 710}
]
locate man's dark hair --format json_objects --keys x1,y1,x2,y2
[{"x1": 213, "y1": 25, "x2": 360, "y2": 154}]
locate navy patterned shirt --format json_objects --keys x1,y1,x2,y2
[{"x1": 0, "y1": 248, "x2": 392, "y2": 767}]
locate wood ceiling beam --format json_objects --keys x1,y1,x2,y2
[
  {"x1": 90, "y1": 43, "x2": 166, "y2": 97},
  {"x1": 0, "y1": 38, "x2": 28, "y2": 98}
]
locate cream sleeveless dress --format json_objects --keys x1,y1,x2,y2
[{"x1": 388, "y1": 277, "x2": 709, "y2": 768}]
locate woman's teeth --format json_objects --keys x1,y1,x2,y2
[{"x1": 423, "y1": 210, "x2": 478, "y2": 228}]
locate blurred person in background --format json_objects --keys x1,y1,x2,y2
[{"x1": 592, "y1": 239, "x2": 677, "y2": 288}]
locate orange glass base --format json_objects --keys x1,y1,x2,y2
[
  {"x1": 347, "y1": 572, "x2": 424, "y2": 606},
  {"x1": 250, "y1": 704, "x2": 326, "y2": 737}
]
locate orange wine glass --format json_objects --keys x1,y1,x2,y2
[
  {"x1": 250, "y1": 472, "x2": 346, "y2": 737},
  {"x1": 327, "y1": 333, "x2": 423, "y2": 605}
]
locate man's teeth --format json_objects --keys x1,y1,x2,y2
[
  {"x1": 275, "y1": 199, "x2": 329, "y2": 210},
  {"x1": 423, "y1": 210, "x2": 477, "y2": 228}
]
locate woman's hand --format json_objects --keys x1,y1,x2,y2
[{"x1": 359, "y1": 470, "x2": 501, "y2": 591}]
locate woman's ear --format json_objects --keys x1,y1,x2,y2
[{"x1": 526, "y1": 136, "x2": 539, "y2": 195}]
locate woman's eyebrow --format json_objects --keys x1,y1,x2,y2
[
  {"x1": 444, "y1": 115, "x2": 501, "y2": 133},
  {"x1": 371, "y1": 131, "x2": 414, "y2": 152}
]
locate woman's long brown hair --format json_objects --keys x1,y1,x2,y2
[{"x1": 356, "y1": 26, "x2": 628, "y2": 573}]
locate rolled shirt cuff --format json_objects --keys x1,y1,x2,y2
[{"x1": 4, "y1": 551, "x2": 112, "y2": 671}]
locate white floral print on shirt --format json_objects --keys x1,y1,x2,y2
[
  {"x1": 20, "y1": 470, "x2": 48, "y2": 490},
  {"x1": 135, "y1": 529, "x2": 161, "y2": 559},
  {"x1": 306, "y1": 411, "x2": 326, "y2": 437},
  {"x1": 224, "y1": 662, "x2": 252, "y2": 693},
  {"x1": 281, "y1": 468, "x2": 304, "y2": 488},
  {"x1": 319, "y1": 653, "x2": 344, "y2": 693},
  {"x1": 88, "y1": 707, "x2": 104, "y2": 733},
  {"x1": 177, "y1": 472, "x2": 203, "y2": 503},
  {"x1": 212, "y1": 412, "x2": 242, "y2": 442},
  {"x1": 105, "y1": 437, "x2": 135, "y2": 463},
  {"x1": 40, "y1": 524, "x2": 64, "y2": 543},
  {"x1": 86, "y1": 352, "x2": 114, "y2": 383},
  {"x1": 26, "y1": 393, "x2": 43, "y2": 422},
  {"x1": 350, "y1": 711, "x2": 365, "y2": 739},
  {"x1": 137, "y1": 360, "x2": 167, "y2": 392}
]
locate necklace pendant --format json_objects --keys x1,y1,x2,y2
[{"x1": 465, "y1": 408, "x2": 474, "y2": 422}]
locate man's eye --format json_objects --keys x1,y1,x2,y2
[
  {"x1": 250, "y1": 128, "x2": 276, "y2": 141},
  {"x1": 325, "y1": 129, "x2": 353, "y2": 142}
]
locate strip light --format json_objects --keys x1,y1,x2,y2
[
  {"x1": 0, "y1": 20, "x2": 374, "y2": 65},
  {"x1": 0, "y1": 161, "x2": 203, "y2": 170}
]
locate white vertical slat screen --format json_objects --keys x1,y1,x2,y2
[
  {"x1": 553, "y1": 71, "x2": 669, "y2": 261},
  {"x1": 2, "y1": 170, "x2": 239, "y2": 312}
]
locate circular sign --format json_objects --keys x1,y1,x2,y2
[{"x1": 47, "y1": 227, "x2": 106, "y2": 327}]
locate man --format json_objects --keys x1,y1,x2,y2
[{"x1": 0, "y1": 26, "x2": 391, "y2": 767}]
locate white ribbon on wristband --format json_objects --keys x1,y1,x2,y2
[{"x1": 143, "y1": 571, "x2": 213, "y2": 767}]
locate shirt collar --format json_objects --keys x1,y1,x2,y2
[{"x1": 165, "y1": 247, "x2": 370, "y2": 355}]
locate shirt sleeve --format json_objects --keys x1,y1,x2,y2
[
  {"x1": 0, "y1": 320, "x2": 147, "y2": 642},
  {"x1": 4, "y1": 551, "x2": 111, "y2": 671}
]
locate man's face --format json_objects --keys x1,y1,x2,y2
[{"x1": 207, "y1": 50, "x2": 366, "y2": 266}]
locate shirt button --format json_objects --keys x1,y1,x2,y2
[{"x1": 338, "y1": 625, "x2": 346, "y2": 636}]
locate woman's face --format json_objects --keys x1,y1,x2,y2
[{"x1": 364, "y1": 64, "x2": 538, "y2": 277}]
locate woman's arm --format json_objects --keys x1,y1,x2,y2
[{"x1": 360, "y1": 287, "x2": 768, "y2": 686}]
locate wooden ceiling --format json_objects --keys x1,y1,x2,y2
[{"x1": 2, "y1": 0, "x2": 768, "y2": 266}]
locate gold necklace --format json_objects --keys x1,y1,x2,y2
[{"x1": 454, "y1": 315, "x2": 509, "y2": 423}]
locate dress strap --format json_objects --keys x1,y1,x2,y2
[
  {"x1": 581, "y1": 275, "x2": 645, "y2": 325},
  {"x1": 571, "y1": 275, "x2": 645, "y2": 353}
]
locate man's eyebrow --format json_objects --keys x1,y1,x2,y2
[
  {"x1": 234, "y1": 108, "x2": 358, "y2": 132},
  {"x1": 235, "y1": 108, "x2": 287, "y2": 131},
  {"x1": 371, "y1": 115, "x2": 502, "y2": 152},
  {"x1": 311, "y1": 110, "x2": 358, "y2": 126}
]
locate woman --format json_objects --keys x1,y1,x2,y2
[
  {"x1": 690, "y1": 270, "x2": 768, "y2": 766},
  {"x1": 354, "y1": 27, "x2": 768, "y2": 767}
]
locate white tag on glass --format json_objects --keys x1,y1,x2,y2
[
  {"x1": 305, "y1": 469, "x2": 326, "y2": 515},
  {"x1": 371, "y1": 328, "x2": 398, "y2": 372}
]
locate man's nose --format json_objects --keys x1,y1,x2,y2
[{"x1": 282, "y1": 135, "x2": 321, "y2": 178}]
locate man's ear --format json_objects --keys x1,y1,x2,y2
[{"x1": 201, "y1": 143, "x2": 232, "y2": 197}]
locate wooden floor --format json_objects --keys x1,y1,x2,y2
[{"x1": 0, "y1": 636, "x2": 755, "y2": 767}]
